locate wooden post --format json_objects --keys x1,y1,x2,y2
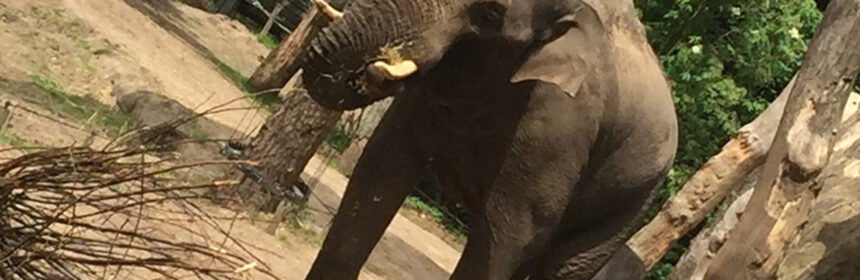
[
  {"x1": 248, "y1": 7, "x2": 323, "y2": 91},
  {"x1": 260, "y1": 1, "x2": 287, "y2": 37},
  {"x1": 705, "y1": 1, "x2": 860, "y2": 278}
]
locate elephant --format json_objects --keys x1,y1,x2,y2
[{"x1": 299, "y1": 0, "x2": 678, "y2": 279}]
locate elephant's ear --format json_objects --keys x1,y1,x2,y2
[{"x1": 510, "y1": 5, "x2": 609, "y2": 98}]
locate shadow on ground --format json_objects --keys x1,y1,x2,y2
[
  {"x1": 301, "y1": 168, "x2": 452, "y2": 280},
  {"x1": 121, "y1": 0, "x2": 219, "y2": 61}
]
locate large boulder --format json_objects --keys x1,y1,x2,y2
[{"x1": 116, "y1": 90, "x2": 196, "y2": 145}]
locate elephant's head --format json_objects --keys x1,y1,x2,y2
[{"x1": 302, "y1": 0, "x2": 611, "y2": 110}]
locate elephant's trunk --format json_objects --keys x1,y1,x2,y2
[{"x1": 302, "y1": 0, "x2": 462, "y2": 110}]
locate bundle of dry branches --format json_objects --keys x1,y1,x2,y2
[{"x1": 0, "y1": 143, "x2": 275, "y2": 279}]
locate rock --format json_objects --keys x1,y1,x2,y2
[
  {"x1": 88, "y1": 38, "x2": 116, "y2": 55},
  {"x1": 116, "y1": 90, "x2": 197, "y2": 147}
]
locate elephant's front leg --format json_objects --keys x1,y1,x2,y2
[{"x1": 305, "y1": 103, "x2": 421, "y2": 280}]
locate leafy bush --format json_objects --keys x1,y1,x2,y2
[{"x1": 324, "y1": 124, "x2": 353, "y2": 153}]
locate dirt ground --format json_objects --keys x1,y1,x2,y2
[{"x1": 0, "y1": 0, "x2": 460, "y2": 279}]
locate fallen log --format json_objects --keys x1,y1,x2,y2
[{"x1": 626, "y1": 77, "x2": 793, "y2": 270}]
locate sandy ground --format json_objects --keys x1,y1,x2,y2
[
  {"x1": 0, "y1": 0, "x2": 460, "y2": 279},
  {"x1": 65, "y1": 0, "x2": 267, "y2": 136}
]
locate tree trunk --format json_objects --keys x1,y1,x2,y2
[
  {"x1": 248, "y1": 7, "x2": 324, "y2": 91},
  {"x1": 705, "y1": 1, "x2": 860, "y2": 278},
  {"x1": 626, "y1": 76, "x2": 793, "y2": 271},
  {"x1": 776, "y1": 112, "x2": 860, "y2": 279},
  {"x1": 234, "y1": 1, "x2": 349, "y2": 235},
  {"x1": 236, "y1": 85, "x2": 341, "y2": 212},
  {"x1": 667, "y1": 180, "x2": 756, "y2": 280},
  {"x1": 668, "y1": 92, "x2": 859, "y2": 280}
]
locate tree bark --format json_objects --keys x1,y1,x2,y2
[
  {"x1": 236, "y1": 2, "x2": 350, "y2": 233},
  {"x1": 239, "y1": 3, "x2": 350, "y2": 233},
  {"x1": 776, "y1": 112, "x2": 860, "y2": 280},
  {"x1": 236, "y1": 86, "x2": 341, "y2": 212},
  {"x1": 667, "y1": 183, "x2": 756, "y2": 280},
  {"x1": 248, "y1": 7, "x2": 324, "y2": 91},
  {"x1": 705, "y1": 1, "x2": 860, "y2": 278},
  {"x1": 626, "y1": 76, "x2": 793, "y2": 270},
  {"x1": 668, "y1": 92, "x2": 859, "y2": 280}
]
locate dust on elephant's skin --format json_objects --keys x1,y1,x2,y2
[{"x1": 301, "y1": 0, "x2": 678, "y2": 279}]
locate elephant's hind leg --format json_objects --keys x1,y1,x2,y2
[
  {"x1": 450, "y1": 213, "x2": 554, "y2": 280},
  {"x1": 534, "y1": 218, "x2": 638, "y2": 280},
  {"x1": 534, "y1": 176, "x2": 665, "y2": 280},
  {"x1": 450, "y1": 187, "x2": 573, "y2": 280}
]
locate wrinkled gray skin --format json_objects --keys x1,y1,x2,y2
[{"x1": 301, "y1": 0, "x2": 678, "y2": 279}]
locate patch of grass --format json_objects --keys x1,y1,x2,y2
[
  {"x1": 324, "y1": 124, "x2": 353, "y2": 153},
  {"x1": 109, "y1": 184, "x2": 128, "y2": 193},
  {"x1": 283, "y1": 204, "x2": 323, "y2": 245},
  {"x1": 191, "y1": 126, "x2": 209, "y2": 142},
  {"x1": 207, "y1": 57, "x2": 281, "y2": 112},
  {"x1": 210, "y1": 58, "x2": 254, "y2": 92},
  {"x1": 30, "y1": 75, "x2": 132, "y2": 135},
  {"x1": 316, "y1": 153, "x2": 342, "y2": 171},
  {"x1": 256, "y1": 33, "x2": 280, "y2": 50},
  {"x1": 0, "y1": 130, "x2": 30, "y2": 147},
  {"x1": 266, "y1": 203, "x2": 323, "y2": 246},
  {"x1": 26, "y1": 6, "x2": 96, "y2": 75},
  {"x1": 403, "y1": 196, "x2": 468, "y2": 243},
  {"x1": 209, "y1": 58, "x2": 256, "y2": 93}
]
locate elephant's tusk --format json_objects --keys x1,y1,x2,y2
[
  {"x1": 369, "y1": 60, "x2": 419, "y2": 80},
  {"x1": 313, "y1": 0, "x2": 344, "y2": 20}
]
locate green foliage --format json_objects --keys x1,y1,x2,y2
[
  {"x1": 0, "y1": 130, "x2": 30, "y2": 148},
  {"x1": 257, "y1": 32, "x2": 280, "y2": 50},
  {"x1": 109, "y1": 184, "x2": 128, "y2": 193},
  {"x1": 283, "y1": 203, "x2": 324, "y2": 244},
  {"x1": 324, "y1": 124, "x2": 353, "y2": 153},
  {"x1": 30, "y1": 75, "x2": 132, "y2": 134},
  {"x1": 210, "y1": 57, "x2": 254, "y2": 93},
  {"x1": 636, "y1": 0, "x2": 822, "y2": 278},
  {"x1": 404, "y1": 196, "x2": 468, "y2": 242}
]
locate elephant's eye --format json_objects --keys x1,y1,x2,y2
[{"x1": 468, "y1": 2, "x2": 506, "y2": 32}]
